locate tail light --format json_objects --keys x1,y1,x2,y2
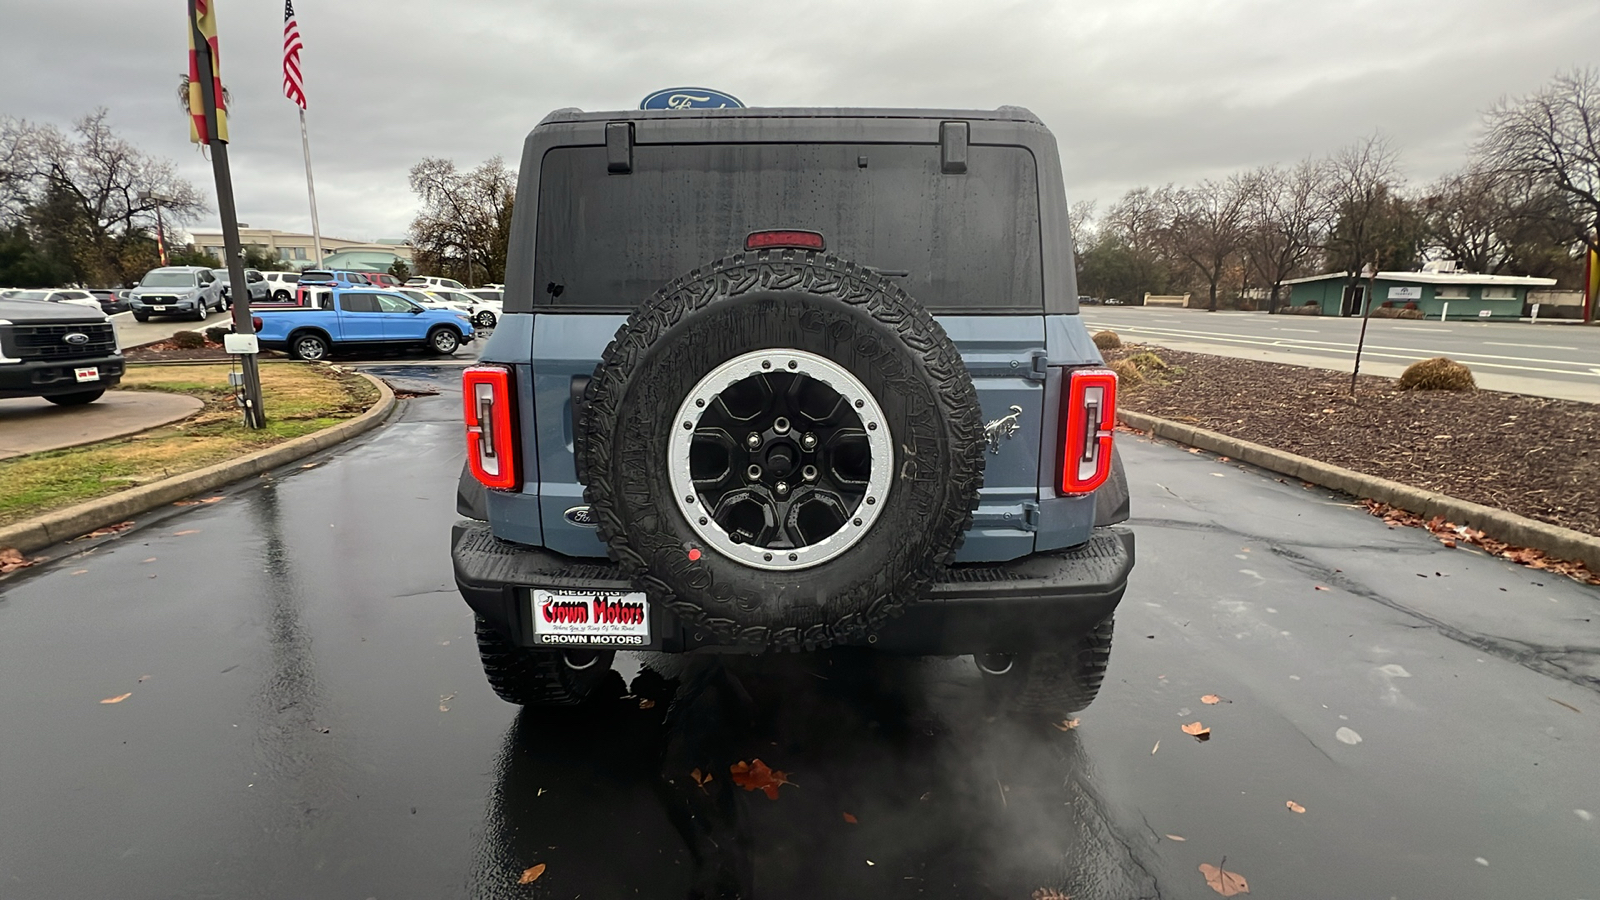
[
  {"x1": 463, "y1": 365, "x2": 519, "y2": 490},
  {"x1": 1059, "y1": 368, "x2": 1117, "y2": 494},
  {"x1": 250, "y1": 316, "x2": 263, "y2": 332}
]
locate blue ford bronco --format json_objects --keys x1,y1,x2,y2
[{"x1": 451, "y1": 106, "x2": 1134, "y2": 715}]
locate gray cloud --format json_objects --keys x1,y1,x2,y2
[{"x1": 3, "y1": 0, "x2": 1596, "y2": 240}]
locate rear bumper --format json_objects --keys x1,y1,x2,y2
[
  {"x1": 0, "y1": 356, "x2": 124, "y2": 399},
  {"x1": 450, "y1": 521, "x2": 1133, "y2": 654}
]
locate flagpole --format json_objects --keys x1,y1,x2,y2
[{"x1": 298, "y1": 108, "x2": 323, "y2": 266}]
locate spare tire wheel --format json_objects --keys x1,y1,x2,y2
[{"x1": 579, "y1": 253, "x2": 985, "y2": 651}]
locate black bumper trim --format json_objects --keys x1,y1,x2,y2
[
  {"x1": 451, "y1": 521, "x2": 1133, "y2": 654},
  {"x1": 0, "y1": 356, "x2": 125, "y2": 398}
]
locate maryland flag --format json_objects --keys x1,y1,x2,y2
[{"x1": 188, "y1": 0, "x2": 229, "y2": 144}]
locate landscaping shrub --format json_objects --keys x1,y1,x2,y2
[
  {"x1": 1092, "y1": 330, "x2": 1122, "y2": 350},
  {"x1": 1398, "y1": 357, "x2": 1475, "y2": 391},
  {"x1": 203, "y1": 326, "x2": 230, "y2": 345},
  {"x1": 170, "y1": 331, "x2": 207, "y2": 350},
  {"x1": 1278, "y1": 304, "x2": 1322, "y2": 316},
  {"x1": 1108, "y1": 358, "x2": 1144, "y2": 386}
]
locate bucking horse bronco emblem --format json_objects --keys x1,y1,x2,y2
[{"x1": 983, "y1": 405, "x2": 1024, "y2": 454}]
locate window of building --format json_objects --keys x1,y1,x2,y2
[
  {"x1": 293, "y1": 247, "x2": 307, "y2": 259},
  {"x1": 278, "y1": 247, "x2": 293, "y2": 260},
  {"x1": 1434, "y1": 286, "x2": 1469, "y2": 300},
  {"x1": 1481, "y1": 286, "x2": 1515, "y2": 300}
]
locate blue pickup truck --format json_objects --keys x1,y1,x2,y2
[{"x1": 253, "y1": 287, "x2": 474, "y2": 360}]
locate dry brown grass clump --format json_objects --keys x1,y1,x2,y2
[
  {"x1": 1398, "y1": 357, "x2": 1475, "y2": 391},
  {"x1": 1108, "y1": 358, "x2": 1144, "y2": 386},
  {"x1": 1125, "y1": 351, "x2": 1170, "y2": 374},
  {"x1": 1092, "y1": 330, "x2": 1122, "y2": 350}
]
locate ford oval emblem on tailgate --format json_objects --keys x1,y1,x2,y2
[
  {"x1": 563, "y1": 506, "x2": 597, "y2": 527},
  {"x1": 64, "y1": 332, "x2": 90, "y2": 345}
]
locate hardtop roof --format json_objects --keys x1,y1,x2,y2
[{"x1": 537, "y1": 105, "x2": 1043, "y2": 127}]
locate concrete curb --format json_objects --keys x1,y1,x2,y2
[
  {"x1": 0, "y1": 373, "x2": 396, "y2": 555},
  {"x1": 1118, "y1": 409, "x2": 1600, "y2": 573}
]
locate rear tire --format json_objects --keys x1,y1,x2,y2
[
  {"x1": 273, "y1": 290, "x2": 291, "y2": 302},
  {"x1": 427, "y1": 326, "x2": 460, "y2": 355},
  {"x1": 474, "y1": 616, "x2": 615, "y2": 706},
  {"x1": 45, "y1": 389, "x2": 105, "y2": 406},
  {"x1": 979, "y1": 615, "x2": 1115, "y2": 717},
  {"x1": 290, "y1": 331, "x2": 330, "y2": 361},
  {"x1": 474, "y1": 310, "x2": 496, "y2": 329}
]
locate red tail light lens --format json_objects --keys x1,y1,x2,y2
[
  {"x1": 1059, "y1": 368, "x2": 1117, "y2": 494},
  {"x1": 463, "y1": 365, "x2": 519, "y2": 490},
  {"x1": 745, "y1": 230, "x2": 826, "y2": 251}
]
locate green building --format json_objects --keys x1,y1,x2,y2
[{"x1": 1283, "y1": 271, "x2": 1556, "y2": 321}]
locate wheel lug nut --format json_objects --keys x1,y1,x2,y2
[
  {"x1": 747, "y1": 432, "x2": 761, "y2": 448},
  {"x1": 776, "y1": 481, "x2": 789, "y2": 496},
  {"x1": 801, "y1": 432, "x2": 816, "y2": 450}
]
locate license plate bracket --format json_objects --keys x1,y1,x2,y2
[
  {"x1": 74, "y1": 366, "x2": 99, "y2": 383},
  {"x1": 527, "y1": 588, "x2": 653, "y2": 648}
]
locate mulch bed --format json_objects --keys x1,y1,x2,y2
[
  {"x1": 1105, "y1": 345, "x2": 1600, "y2": 539},
  {"x1": 124, "y1": 337, "x2": 286, "y2": 362}
]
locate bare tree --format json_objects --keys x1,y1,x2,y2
[
  {"x1": 1478, "y1": 68, "x2": 1600, "y2": 257},
  {"x1": 23, "y1": 110, "x2": 205, "y2": 283},
  {"x1": 0, "y1": 117, "x2": 38, "y2": 226},
  {"x1": 1321, "y1": 134, "x2": 1410, "y2": 293},
  {"x1": 1241, "y1": 161, "x2": 1330, "y2": 313},
  {"x1": 1069, "y1": 199, "x2": 1097, "y2": 253},
  {"x1": 408, "y1": 156, "x2": 515, "y2": 286},
  {"x1": 1162, "y1": 178, "x2": 1248, "y2": 311}
]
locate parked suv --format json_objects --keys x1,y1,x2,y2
[
  {"x1": 262, "y1": 271, "x2": 300, "y2": 302},
  {"x1": 128, "y1": 266, "x2": 223, "y2": 321},
  {"x1": 211, "y1": 267, "x2": 270, "y2": 305},
  {"x1": 406, "y1": 276, "x2": 466, "y2": 291},
  {"x1": 450, "y1": 106, "x2": 1133, "y2": 716}
]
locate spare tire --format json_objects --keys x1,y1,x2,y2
[{"x1": 579, "y1": 252, "x2": 985, "y2": 651}]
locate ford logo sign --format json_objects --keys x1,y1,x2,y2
[
  {"x1": 63, "y1": 332, "x2": 90, "y2": 345},
  {"x1": 640, "y1": 87, "x2": 744, "y2": 111},
  {"x1": 563, "y1": 506, "x2": 598, "y2": 528}
]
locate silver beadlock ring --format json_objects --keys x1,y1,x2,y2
[{"x1": 667, "y1": 348, "x2": 894, "y2": 571}]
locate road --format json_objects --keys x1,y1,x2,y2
[
  {"x1": 1081, "y1": 306, "x2": 1600, "y2": 403},
  {"x1": 1, "y1": 364, "x2": 1596, "y2": 899}
]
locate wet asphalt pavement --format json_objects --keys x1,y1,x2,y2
[{"x1": 2, "y1": 364, "x2": 1597, "y2": 899}]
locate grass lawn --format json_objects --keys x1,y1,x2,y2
[{"x1": 0, "y1": 363, "x2": 378, "y2": 528}]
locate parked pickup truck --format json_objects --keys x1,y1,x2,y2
[
  {"x1": 0, "y1": 297, "x2": 123, "y2": 404},
  {"x1": 253, "y1": 287, "x2": 475, "y2": 361}
]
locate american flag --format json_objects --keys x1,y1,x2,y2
[{"x1": 282, "y1": 0, "x2": 306, "y2": 109}]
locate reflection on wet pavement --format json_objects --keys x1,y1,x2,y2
[{"x1": 471, "y1": 652, "x2": 1157, "y2": 899}]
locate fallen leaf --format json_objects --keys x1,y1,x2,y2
[
  {"x1": 843, "y1": 812, "x2": 858, "y2": 823},
  {"x1": 730, "y1": 759, "x2": 794, "y2": 800},
  {"x1": 1181, "y1": 721, "x2": 1211, "y2": 740},
  {"x1": 77, "y1": 521, "x2": 134, "y2": 540},
  {"x1": 0, "y1": 546, "x2": 43, "y2": 573},
  {"x1": 301, "y1": 462, "x2": 319, "y2": 469},
  {"x1": 1547, "y1": 697, "x2": 1581, "y2": 714},
  {"x1": 639, "y1": 698, "x2": 656, "y2": 709},
  {"x1": 1201, "y1": 695, "x2": 1222, "y2": 705},
  {"x1": 1198, "y1": 861, "x2": 1249, "y2": 896},
  {"x1": 439, "y1": 692, "x2": 457, "y2": 712},
  {"x1": 142, "y1": 558, "x2": 157, "y2": 563},
  {"x1": 865, "y1": 860, "x2": 875, "y2": 866},
  {"x1": 1032, "y1": 890, "x2": 1071, "y2": 900},
  {"x1": 201, "y1": 496, "x2": 223, "y2": 503},
  {"x1": 1165, "y1": 834, "x2": 1187, "y2": 841},
  {"x1": 518, "y1": 863, "x2": 546, "y2": 884},
  {"x1": 1286, "y1": 800, "x2": 1306, "y2": 813},
  {"x1": 1441, "y1": 538, "x2": 1457, "y2": 549},
  {"x1": 1052, "y1": 718, "x2": 1081, "y2": 731},
  {"x1": 690, "y1": 768, "x2": 713, "y2": 791},
  {"x1": 70, "y1": 569, "x2": 89, "y2": 575},
  {"x1": 1151, "y1": 740, "x2": 1160, "y2": 754},
  {"x1": 172, "y1": 530, "x2": 200, "y2": 536},
  {"x1": 100, "y1": 693, "x2": 132, "y2": 704},
  {"x1": 1313, "y1": 585, "x2": 1329, "y2": 591}
]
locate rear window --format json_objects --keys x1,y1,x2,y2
[
  {"x1": 300, "y1": 271, "x2": 335, "y2": 282},
  {"x1": 533, "y1": 143, "x2": 1042, "y2": 313}
]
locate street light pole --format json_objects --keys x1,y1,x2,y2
[{"x1": 189, "y1": 0, "x2": 265, "y2": 429}]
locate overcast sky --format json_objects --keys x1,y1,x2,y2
[{"x1": 4, "y1": 0, "x2": 1597, "y2": 242}]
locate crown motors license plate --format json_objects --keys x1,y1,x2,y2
[{"x1": 529, "y1": 589, "x2": 652, "y2": 647}]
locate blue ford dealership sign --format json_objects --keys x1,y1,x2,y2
[{"x1": 640, "y1": 87, "x2": 745, "y2": 111}]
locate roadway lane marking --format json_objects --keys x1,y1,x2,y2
[
  {"x1": 1272, "y1": 328, "x2": 1321, "y2": 333},
  {"x1": 1083, "y1": 322, "x2": 1600, "y2": 379},
  {"x1": 1483, "y1": 341, "x2": 1578, "y2": 350}
]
